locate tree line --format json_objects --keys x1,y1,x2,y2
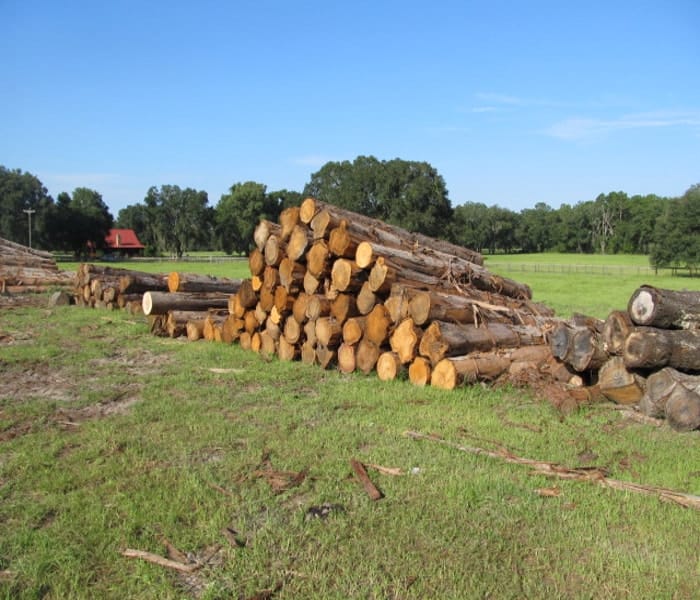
[{"x1": 1, "y1": 159, "x2": 698, "y2": 274}]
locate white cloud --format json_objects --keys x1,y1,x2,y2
[{"x1": 544, "y1": 111, "x2": 700, "y2": 140}]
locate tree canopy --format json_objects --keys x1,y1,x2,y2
[{"x1": 0, "y1": 166, "x2": 54, "y2": 247}]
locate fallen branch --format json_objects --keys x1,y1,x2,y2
[
  {"x1": 120, "y1": 548, "x2": 200, "y2": 573},
  {"x1": 350, "y1": 459, "x2": 384, "y2": 500},
  {"x1": 404, "y1": 430, "x2": 700, "y2": 512}
]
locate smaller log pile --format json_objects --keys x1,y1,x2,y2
[
  {"x1": 551, "y1": 285, "x2": 700, "y2": 432},
  {"x1": 0, "y1": 237, "x2": 73, "y2": 292}
]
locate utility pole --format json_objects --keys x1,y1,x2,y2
[{"x1": 23, "y1": 208, "x2": 36, "y2": 248}]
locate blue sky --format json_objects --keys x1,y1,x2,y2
[{"x1": 2, "y1": 0, "x2": 699, "y2": 217}]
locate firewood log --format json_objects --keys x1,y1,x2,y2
[
  {"x1": 432, "y1": 354, "x2": 513, "y2": 389},
  {"x1": 597, "y1": 357, "x2": 645, "y2": 405},
  {"x1": 338, "y1": 342, "x2": 357, "y2": 374},
  {"x1": 167, "y1": 272, "x2": 241, "y2": 294},
  {"x1": 142, "y1": 291, "x2": 230, "y2": 316},
  {"x1": 665, "y1": 385, "x2": 700, "y2": 432},
  {"x1": 278, "y1": 336, "x2": 299, "y2": 361},
  {"x1": 377, "y1": 351, "x2": 404, "y2": 381},
  {"x1": 253, "y1": 220, "x2": 281, "y2": 251},
  {"x1": 286, "y1": 224, "x2": 312, "y2": 261},
  {"x1": 389, "y1": 318, "x2": 422, "y2": 364},
  {"x1": 639, "y1": 367, "x2": 700, "y2": 418},
  {"x1": 278, "y1": 206, "x2": 300, "y2": 241},
  {"x1": 408, "y1": 356, "x2": 432, "y2": 386},
  {"x1": 549, "y1": 322, "x2": 609, "y2": 372},
  {"x1": 248, "y1": 248, "x2": 265, "y2": 276},
  {"x1": 602, "y1": 310, "x2": 634, "y2": 355},
  {"x1": 119, "y1": 272, "x2": 169, "y2": 294},
  {"x1": 278, "y1": 257, "x2": 305, "y2": 292},
  {"x1": 331, "y1": 258, "x2": 366, "y2": 293},
  {"x1": 342, "y1": 316, "x2": 366, "y2": 346},
  {"x1": 331, "y1": 293, "x2": 359, "y2": 323},
  {"x1": 365, "y1": 304, "x2": 391, "y2": 345},
  {"x1": 356, "y1": 338, "x2": 381, "y2": 374},
  {"x1": 166, "y1": 310, "x2": 210, "y2": 338},
  {"x1": 628, "y1": 285, "x2": 700, "y2": 330}
]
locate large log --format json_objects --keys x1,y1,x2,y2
[
  {"x1": 623, "y1": 327, "x2": 700, "y2": 371},
  {"x1": 167, "y1": 272, "x2": 241, "y2": 294},
  {"x1": 419, "y1": 320, "x2": 546, "y2": 365},
  {"x1": 119, "y1": 272, "x2": 169, "y2": 294},
  {"x1": 639, "y1": 367, "x2": 700, "y2": 418},
  {"x1": 377, "y1": 351, "x2": 403, "y2": 381},
  {"x1": 142, "y1": 291, "x2": 230, "y2": 316},
  {"x1": 602, "y1": 310, "x2": 634, "y2": 355},
  {"x1": 408, "y1": 356, "x2": 432, "y2": 386},
  {"x1": 549, "y1": 321, "x2": 609, "y2": 372},
  {"x1": 665, "y1": 385, "x2": 700, "y2": 432},
  {"x1": 165, "y1": 309, "x2": 210, "y2": 338},
  {"x1": 628, "y1": 285, "x2": 700, "y2": 330},
  {"x1": 597, "y1": 357, "x2": 645, "y2": 405},
  {"x1": 389, "y1": 318, "x2": 422, "y2": 364},
  {"x1": 299, "y1": 198, "x2": 484, "y2": 266}
]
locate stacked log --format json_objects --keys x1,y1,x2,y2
[
  {"x1": 551, "y1": 285, "x2": 700, "y2": 431},
  {"x1": 0, "y1": 237, "x2": 73, "y2": 292},
  {"x1": 211, "y1": 197, "x2": 580, "y2": 402}
]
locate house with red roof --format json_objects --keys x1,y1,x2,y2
[{"x1": 105, "y1": 229, "x2": 145, "y2": 257}]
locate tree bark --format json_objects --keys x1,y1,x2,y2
[
  {"x1": 628, "y1": 285, "x2": 700, "y2": 330},
  {"x1": 665, "y1": 385, "x2": 700, "y2": 432},
  {"x1": 119, "y1": 272, "x2": 169, "y2": 294},
  {"x1": 623, "y1": 327, "x2": 700, "y2": 371},
  {"x1": 549, "y1": 322, "x2": 609, "y2": 372},
  {"x1": 431, "y1": 354, "x2": 513, "y2": 389},
  {"x1": 639, "y1": 367, "x2": 700, "y2": 418},
  {"x1": 167, "y1": 272, "x2": 241, "y2": 294}
]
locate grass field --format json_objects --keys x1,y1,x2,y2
[{"x1": 2, "y1": 254, "x2": 698, "y2": 598}]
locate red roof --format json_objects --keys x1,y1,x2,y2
[{"x1": 105, "y1": 229, "x2": 144, "y2": 249}]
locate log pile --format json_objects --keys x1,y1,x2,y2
[
  {"x1": 551, "y1": 285, "x2": 700, "y2": 431},
  {"x1": 203, "y1": 197, "x2": 582, "y2": 401},
  {"x1": 0, "y1": 237, "x2": 73, "y2": 292}
]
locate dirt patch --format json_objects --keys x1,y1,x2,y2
[{"x1": 1, "y1": 359, "x2": 78, "y2": 403}]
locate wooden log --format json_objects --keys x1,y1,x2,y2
[
  {"x1": 264, "y1": 235, "x2": 285, "y2": 267},
  {"x1": 665, "y1": 385, "x2": 700, "y2": 432},
  {"x1": 305, "y1": 295, "x2": 331, "y2": 321},
  {"x1": 377, "y1": 351, "x2": 404, "y2": 381},
  {"x1": 278, "y1": 206, "x2": 300, "y2": 241},
  {"x1": 602, "y1": 310, "x2": 634, "y2": 355},
  {"x1": 628, "y1": 285, "x2": 700, "y2": 330},
  {"x1": 203, "y1": 313, "x2": 227, "y2": 341},
  {"x1": 273, "y1": 286, "x2": 294, "y2": 315},
  {"x1": 250, "y1": 331, "x2": 262, "y2": 353},
  {"x1": 278, "y1": 257, "x2": 305, "y2": 292},
  {"x1": 342, "y1": 317, "x2": 367, "y2": 346},
  {"x1": 389, "y1": 318, "x2": 422, "y2": 364},
  {"x1": 597, "y1": 357, "x2": 645, "y2": 405},
  {"x1": 278, "y1": 336, "x2": 299, "y2": 361},
  {"x1": 316, "y1": 317, "x2": 342, "y2": 347},
  {"x1": 244, "y1": 309, "x2": 259, "y2": 334},
  {"x1": 331, "y1": 293, "x2": 359, "y2": 323},
  {"x1": 431, "y1": 354, "x2": 513, "y2": 389},
  {"x1": 299, "y1": 197, "x2": 484, "y2": 266},
  {"x1": 365, "y1": 304, "x2": 391, "y2": 345},
  {"x1": 303, "y1": 320, "x2": 317, "y2": 346},
  {"x1": 119, "y1": 272, "x2": 169, "y2": 294},
  {"x1": 639, "y1": 368, "x2": 700, "y2": 418},
  {"x1": 287, "y1": 224, "x2": 312, "y2": 261},
  {"x1": 167, "y1": 272, "x2": 241, "y2": 294},
  {"x1": 248, "y1": 247, "x2": 265, "y2": 276},
  {"x1": 548, "y1": 322, "x2": 609, "y2": 372},
  {"x1": 263, "y1": 265, "x2": 280, "y2": 290},
  {"x1": 310, "y1": 207, "x2": 342, "y2": 240},
  {"x1": 337, "y1": 342, "x2": 357, "y2": 374},
  {"x1": 623, "y1": 327, "x2": 700, "y2": 371},
  {"x1": 328, "y1": 220, "x2": 360, "y2": 258},
  {"x1": 303, "y1": 270, "x2": 322, "y2": 295},
  {"x1": 186, "y1": 319, "x2": 205, "y2": 341},
  {"x1": 305, "y1": 241, "x2": 330, "y2": 278},
  {"x1": 251, "y1": 274, "x2": 263, "y2": 292},
  {"x1": 166, "y1": 310, "x2": 209, "y2": 338},
  {"x1": 357, "y1": 281, "x2": 378, "y2": 315},
  {"x1": 258, "y1": 285, "x2": 275, "y2": 312},
  {"x1": 292, "y1": 292, "x2": 310, "y2": 324},
  {"x1": 408, "y1": 356, "x2": 432, "y2": 386},
  {"x1": 356, "y1": 338, "x2": 380, "y2": 374},
  {"x1": 283, "y1": 315, "x2": 303, "y2": 344},
  {"x1": 301, "y1": 339, "x2": 317, "y2": 365},
  {"x1": 331, "y1": 258, "x2": 366, "y2": 293},
  {"x1": 420, "y1": 320, "x2": 546, "y2": 365},
  {"x1": 239, "y1": 331, "x2": 252, "y2": 350},
  {"x1": 264, "y1": 316, "x2": 281, "y2": 340},
  {"x1": 259, "y1": 330, "x2": 277, "y2": 358},
  {"x1": 222, "y1": 314, "x2": 245, "y2": 343},
  {"x1": 253, "y1": 220, "x2": 281, "y2": 251},
  {"x1": 142, "y1": 291, "x2": 230, "y2": 316}
]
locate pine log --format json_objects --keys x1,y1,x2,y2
[
  {"x1": 342, "y1": 316, "x2": 366, "y2": 346},
  {"x1": 287, "y1": 224, "x2": 312, "y2": 261},
  {"x1": 283, "y1": 315, "x2": 303, "y2": 344},
  {"x1": 166, "y1": 310, "x2": 209, "y2": 338},
  {"x1": 167, "y1": 272, "x2": 241, "y2": 294},
  {"x1": 602, "y1": 310, "x2": 634, "y2": 355},
  {"x1": 356, "y1": 338, "x2": 380, "y2": 374},
  {"x1": 420, "y1": 320, "x2": 546, "y2": 365},
  {"x1": 597, "y1": 357, "x2": 645, "y2": 405},
  {"x1": 142, "y1": 291, "x2": 230, "y2": 316},
  {"x1": 365, "y1": 304, "x2": 391, "y2": 345},
  {"x1": 432, "y1": 354, "x2": 513, "y2": 389},
  {"x1": 292, "y1": 292, "x2": 310, "y2": 324},
  {"x1": 328, "y1": 220, "x2": 360, "y2": 258},
  {"x1": 253, "y1": 220, "x2": 281, "y2": 251},
  {"x1": 119, "y1": 272, "x2": 169, "y2": 294},
  {"x1": 408, "y1": 356, "x2": 432, "y2": 386},
  {"x1": 623, "y1": 327, "x2": 700, "y2": 371},
  {"x1": 331, "y1": 293, "x2": 359, "y2": 323},
  {"x1": 639, "y1": 368, "x2": 700, "y2": 418},
  {"x1": 306, "y1": 241, "x2": 330, "y2": 278},
  {"x1": 301, "y1": 340, "x2": 317, "y2": 365},
  {"x1": 278, "y1": 336, "x2": 299, "y2": 361},
  {"x1": 299, "y1": 198, "x2": 483, "y2": 266},
  {"x1": 389, "y1": 318, "x2": 422, "y2": 364},
  {"x1": 278, "y1": 257, "x2": 305, "y2": 292},
  {"x1": 628, "y1": 285, "x2": 700, "y2": 330},
  {"x1": 357, "y1": 281, "x2": 378, "y2": 315},
  {"x1": 316, "y1": 317, "x2": 343, "y2": 347},
  {"x1": 338, "y1": 343, "x2": 357, "y2": 374},
  {"x1": 278, "y1": 206, "x2": 300, "y2": 241},
  {"x1": 316, "y1": 344, "x2": 336, "y2": 369},
  {"x1": 331, "y1": 258, "x2": 366, "y2": 293},
  {"x1": 377, "y1": 351, "x2": 404, "y2": 381},
  {"x1": 248, "y1": 247, "x2": 265, "y2": 276}
]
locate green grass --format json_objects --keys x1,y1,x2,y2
[
  {"x1": 60, "y1": 259, "x2": 251, "y2": 281},
  {"x1": 1, "y1": 294, "x2": 699, "y2": 599}
]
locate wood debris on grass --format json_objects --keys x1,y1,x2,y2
[
  {"x1": 405, "y1": 430, "x2": 700, "y2": 512},
  {"x1": 350, "y1": 458, "x2": 384, "y2": 500}
]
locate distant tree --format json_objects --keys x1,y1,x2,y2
[
  {"x1": 0, "y1": 166, "x2": 54, "y2": 247},
  {"x1": 451, "y1": 202, "x2": 491, "y2": 253},
  {"x1": 267, "y1": 189, "x2": 303, "y2": 212},
  {"x1": 304, "y1": 156, "x2": 453, "y2": 238},
  {"x1": 650, "y1": 184, "x2": 700, "y2": 275},
  {"x1": 45, "y1": 187, "x2": 114, "y2": 256},
  {"x1": 215, "y1": 182, "x2": 281, "y2": 254},
  {"x1": 516, "y1": 203, "x2": 555, "y2": 253},
  {"x1": 552, "y1": 202, "x2": 594, "y2": 253},
  {"x1": 144, "y1": 185, "x2": 210, "y2": 257}
]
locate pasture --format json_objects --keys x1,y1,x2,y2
[{"x1": 1, "y1": 254, "x2": 698, "y2": 598}]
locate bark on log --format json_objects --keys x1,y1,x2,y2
[
  {"x1": 420, "y1": 320, "x2": 546, "y2": 365},
  {"x1": 119, "y1": 272, "x2": 169, "y2": 294},
  {"x1": 167, "y1": 272, "x2": 241, "y2": 294},
  {"x1": 142, "y1": 291, "x2": 230, "y2": 316},
  {"x1": 549, "y1": 322, "x2": 609, "y2": 372},
  {"x1": 623, "y1": 327, "x2": 700, "y2": 371},
  {"x1": 432, "y1": 354, "x2": 513, "y2": 389},
  {"x1": 598, "y1": 357, "x2": 645, "y2": 405},
  {"x1": 628, "y1": 285, "x2": 700, "y2": 330},
  {"x1": 665, "y1": 386, "x2": 700, "y2": 432}
]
